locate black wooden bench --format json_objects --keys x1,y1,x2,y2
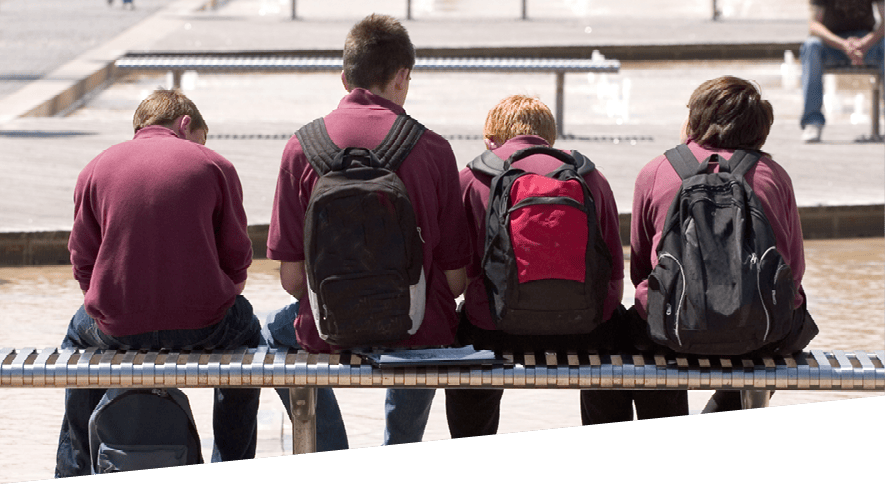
[
  {"x1": 2, "y1": 346, "x2": 882, "y2": 454},
  {"x1": 114, "y1": 53, "x2": 620, "y2": 136}
]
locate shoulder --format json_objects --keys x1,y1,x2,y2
[
  {"x1": 402, "y1": 126, "x2": 457, "y2": 175},
  {"x1": 748, "y1": 153, "x2": 795, "y2": 190},
  {"x1": 635, "y1": 153, "x2": 673, "y2": 187},
  {"x1": 416, "y1": 127, "x2": 454, "y2": 155}
]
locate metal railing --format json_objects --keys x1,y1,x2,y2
[{"x1": 115, "y1": 53, "x2": 620, "y2": 136}]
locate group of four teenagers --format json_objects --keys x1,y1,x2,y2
[{"x1": 56, "y1": 13, "x2": 816, "y2": 474}]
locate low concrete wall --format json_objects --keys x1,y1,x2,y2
[
  {"x1": 3, "y1": 204, "x2": 881, "y2": 267},
  {"x1": 616, "y1": 204, "x2": 884, "y2": 249}
]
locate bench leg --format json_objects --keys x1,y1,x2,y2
[
  {"x1": 871, "y1": 74, "x2": 881, "y2": 141},
  {"x1": 740, "y1": 390, "x2": 771, "y2": 409},
  {"x1": 555, "y1": 71, "x2": 565, "y2": 137},
  {"x1": 170, "y1": 70, "x2": 182, "y2": 90},
  {"x1": 289, "y1": 387, "x2": 317, "y2": 454}
]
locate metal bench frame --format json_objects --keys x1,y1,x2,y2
[
  {"x1": 114, "y1": 54, "x2": 620, "y2": 137},
  {"x1": 823, "y1": 65, "x2": 883, "y2": 142},
  {"x1": 2, "y1": 346, "x2": 882, "y2": 454}
]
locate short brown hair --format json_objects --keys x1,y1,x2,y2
[
  {"x1": 132, "y1": 89, "x2": 207, "y2": 134},
  {"x1": 343, "y1": 14, "x2": 415, "y2": 90},
  {"x1": 685, "y1": 76, "x2": 773, "y2": 150},
  {"x1": 483, "y1": 95, "x2": 557, "y2": 147}
]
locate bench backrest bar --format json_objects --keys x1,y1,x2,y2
[{"x1": 2, "y1": 347, "x2": 882, "y2": 391}]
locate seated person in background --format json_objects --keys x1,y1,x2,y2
[
  {"x1": 264, "y1": 13, "x2": 470, "y2": 446},
  {"x1": 799, "y1": 0, "x2": 884, "y2": 142},
  {"x1": 58, "y1": 89, "x2": 262, "y2": 476},
  {"x1": 628, "y1": 76, "x2": 818, "y2": 414},
  {"x1": 447, "y1": 94, "x2": 626, "y2": 438}
]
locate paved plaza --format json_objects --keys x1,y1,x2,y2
[{"x1": 0, "y1": 1, "x2": 883, "y2": 482}]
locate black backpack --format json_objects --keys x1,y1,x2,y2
[
  {"x1": 88, "y1": 388, "x2": 203, "y2": 474},
  {"x1": 645, "y1": 144, "x2": 796, "y2": 355},
  {"x1": 296, "y1": 114, "x2": 427, "y2": 348},
  {"x1": 469, "y1": 146, "x2": 612, "y2": 335}
]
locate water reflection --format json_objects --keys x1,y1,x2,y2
[
  {"x1": 0, "y1": 238, "x2": 881, "y2": 483},
  {"x1": 2, "y1": 238, "x2": 882, "y2": 349}
]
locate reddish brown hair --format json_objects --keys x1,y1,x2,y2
[
  {"x1": 132, "y1": 89, "x2": 207, "y2": 134},
  {"x1": 483, "y1": 94, "x2": 557, "y2": 147}
]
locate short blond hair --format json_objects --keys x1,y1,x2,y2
[
  {"x1": 483, "y1": 95, "x2": 556, "y2": 147},
  {"x1": 132, "y1": 89, "x2": 207, "y2": 134}
]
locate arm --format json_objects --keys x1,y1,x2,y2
[
  {"x1": 808, "y1": 3, "x2": 866, "y2": 64},
  {"x1": 69, "y1": 168, "x2": 101, "y2": 296},
  {"x1": 856, "y1": 2, "x2": 885, "y2": 57},
  {"x1": 629, "y1": 168, "x2": 656, "y2": 288},
  {"x1": 444, "y1": 267, "x2": 467, "y2": 297},
  {"x1": 608, "y1": 278, "x2": 624, "y2": 308},
  {"x1": 279, "y1": 260, "x2": 307, "y2": 299},
  {"x1": 213, "y1": 156, "x2": 253, "y2": 291}
]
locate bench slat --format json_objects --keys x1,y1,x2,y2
[{"x1": 2, "y1": 348, "x2": 882, "y2": 391}]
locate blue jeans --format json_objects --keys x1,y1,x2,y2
[
  {"x1": 262, "y1": 302, "x2": 349, "y2": 452},
  {"x1": 55, "y1": 296, "x2": 262, "y2": 477},
  {"x1": 800, "y1": 31, "x2": 885, "y2": 128},
  {"x1": 265, "y1": 303, "x2": 434, "y2": 447},
  {"x1": 384, "y1": 388, "x2": 436, "y2": 445}
]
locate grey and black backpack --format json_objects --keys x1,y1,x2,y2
[
  {"x1": 88, "y1": 388, "x2": 202, "y2": 474},
  {"x1": 296, "y1": 114, "x2": 427, "y2": 348},
  {"x1": 645, "y1": 144, "x2": 796, "y2": 355}
]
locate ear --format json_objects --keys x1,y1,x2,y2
[
  {"x1": 341, "y1": 71, "x2": 351, "y2": 92},
  {"x1": 484, "y1": 137, "x2": 499, "y2": 150},
  {"x1": 679, "y1": 117, "x2": 689, "y2": 143},
  {"x1": 176, "y1": 115, "x2": 193, "y2": 139},
  {"x1": 394, "y1": 68, "x2": 410, "y2": 90}
]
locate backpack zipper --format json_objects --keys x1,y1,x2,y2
[
  {"x1": 756, "y1": 247, "x2": 778, "y2": 341},
  {"x1": 658, "y1": 252, "x2": 686, "y2": 347}
]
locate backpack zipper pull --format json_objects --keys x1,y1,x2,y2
[{"x1": 417, "y1": 226, "x2": 425, "y2": 243}]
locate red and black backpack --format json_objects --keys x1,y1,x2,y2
[{"x1": 468, "y1": 146, "x2": 612, "y2": 336}]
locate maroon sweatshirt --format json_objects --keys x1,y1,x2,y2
[{"x1": 69, "y1": 125, "x2": 252, "y2": 336}]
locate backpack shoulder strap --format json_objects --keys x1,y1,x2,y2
[
  {"x1": 664, "y1": 144, "x2": 710, "y2": 180},
  {"x1": 569, "y1": 150, "x2": 596, "y2": 176},
  {"x1": 468, "y1": 145, "x2": 596, "y2": 177},
  {"x1": 373, "y1": 114, "x2": 427, "y2": 171},
  {"x1": 721, "y1": 149, "x2": 763, "y2": 178},
  {"x1": 295, "y1": 117, "x2": 341, "y2": 176},
  {"x1": 507, "y1": 145, "x2": 575, "y2": 168},
  {"x1": 467, "y1": 150, "x2": 507, "y2": 177}
]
